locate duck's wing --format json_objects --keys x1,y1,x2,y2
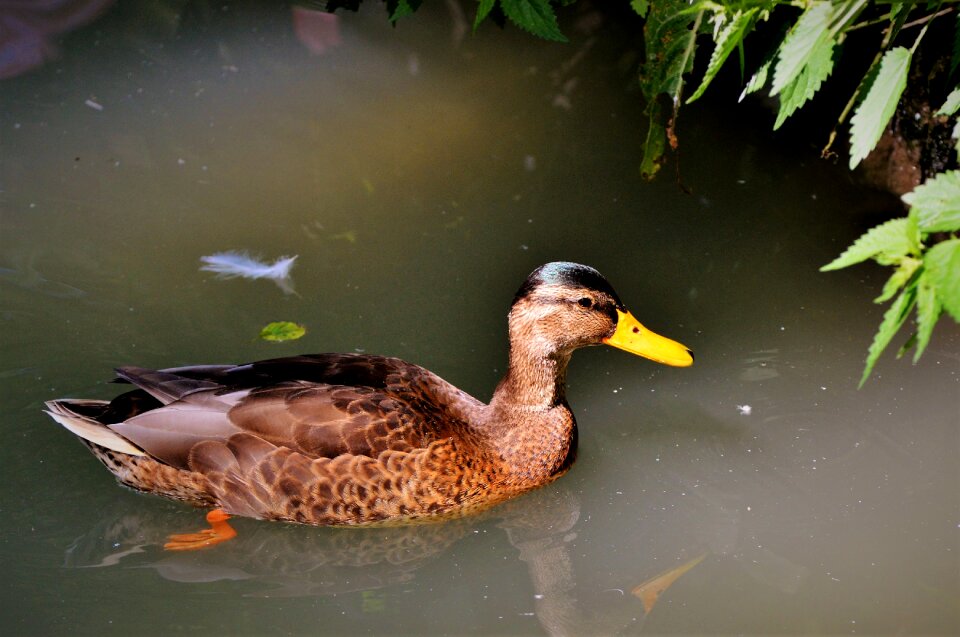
[{"x1": 106, "y1": 354, "x2": 477, "y2": 471}]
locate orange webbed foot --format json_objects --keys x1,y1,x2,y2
[{"x1": 163, "y1": 509, "x2": 237, "y2": 552}]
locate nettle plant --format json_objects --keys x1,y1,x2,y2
[
  {"x1": 821, "y1": 170, "x2": 960, "y2": 386},
  {"x1": 326, "y1": 0, "x2": 959, "y2": 383},
  {"x1": 629, "y1": 0, "x2": 958, "y2": 384}
]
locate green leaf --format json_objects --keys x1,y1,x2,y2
[
  {"x1": 630, "y1": 0, "x2": 649, "y2": 19},
  {"x1": 474, "y1": 0, "x2": 496, "y2": 31},
  {"x1": 773, "y1": 36, "x2": 834, "y2": 129},
  {"x1": 912, "y1": 270, "x2": 941, "y2": 362},
  {"x1": 771, "y1": 2, "x2": 834, "y2": 97},
  {"x1": 860, "y1": 286, "x2": 917, "y2": 387},
  {"x1": 937, "y1": 86, "x2": 960, "y2": 117},
  {"x1": 387, "y1": 0, "x2": 422, "y2": 22},
  {"x1": 688, "y1": 8, "x2": 759, "y2": 104},
  {"x1": 901, "y1": 170, "x2": 960, "y2": 233},
  {"x1": 924, "y1": 238, "x2": 960, "y2": 323},
  {"x1": 849, "y1": 46, "x2": 911, "y2": 170},
  {"x1": 874, "y1": 257, "x2": 920, "y2": 304},
  {"x1": 896, "y1": 332, "x2": 917, "y2": 360},
  {"x1": 740, "y1": 55, "x2": 771, "y2": 102},
  {"x1": 640, "y1": 0, "x2": 702, "y2": 103},
  {"x1": 259, "y1": 321, "x2": 306, "y2": 342},
  {"x1": 641, "y1": 102, "x2": 667, "y2": 180},
  {"x1": 499, "y1": 0, "x2": 567, "y2": 42},
  {"x1": 820, "y1": 217, "x2": 913, "y2": 271}
]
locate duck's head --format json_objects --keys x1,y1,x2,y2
[{"x1": 509, "y1": 262, "x2": 693, "y2": 367}]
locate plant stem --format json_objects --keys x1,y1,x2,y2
[{"x1": 902, "y1": 7, "x2": 954, "y2": 32}]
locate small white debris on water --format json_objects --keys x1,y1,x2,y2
[
  {"x1": 523, "y1": 155, "x2": 536, "y2": 171},
  {"x1": 84, "y1": 99, "x2": 103, "y2": 111},
  {"x1": 737, "y1": 404, "x2": 752, "y2": 415}
]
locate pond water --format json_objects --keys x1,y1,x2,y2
[{"x1": 1, "y1": 2, "x2": 958, "y2": 634}]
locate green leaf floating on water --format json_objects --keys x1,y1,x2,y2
[{"x1": 259, "y1": 321, "x2": 306, "y2": 342}]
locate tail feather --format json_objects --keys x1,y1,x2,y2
[{"x1": 45, "y1": 400, "x2": 146, "y2": 457}]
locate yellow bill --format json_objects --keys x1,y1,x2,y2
[{"x1": 603, "y1": 309, "x2": 693, "y2": 367}]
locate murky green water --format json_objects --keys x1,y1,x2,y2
[{"x1": 1, "y1": 2, "x2": 958, "y2": 634}]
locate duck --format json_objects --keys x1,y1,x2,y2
[{"x1": 46, "y1": 262, "x2": 692, "y2": 534}]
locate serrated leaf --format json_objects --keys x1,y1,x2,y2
[
  {"x1": 500, "y1": 0, "x2": 567, "y2": 42},
  {"x1": 640, "y1": 0, "x2": 702, "y2": 102},
  {"x1": 740, "y1": 55, "x2": 771, "y2": 102},
  {"x1": 630, "y1": 0, "x2": 649, "y2": 18},
  {"x1": 771, "y1": 2, "x2": 834, "y2": 97},
  {"x1": 901, "y1": 170, "x2": 960, "y2": 233},
  {"x1": 896, "y1": 332, "x2": 917, "y2": 359},
  {"x1": 474, "y1": 0, "x2": 496, "y2": 30},
  {"x1": 912, "y1": 270, "x2": 941, "y2": 362},
  {"x1": 849, "y1": 46, "x2": 911, "y2": 170},
  {"x1": 874, "y1": 257, "x2": 920, "y2": 303},
  {"x1": 820, "y1": 217, "x2": 913, "y2": 271},
  {"x1": 937, "y1": 86, "x2": 960, "y2": 117},
  {"x1": 860, "y1": 286, "x2": 917, "y2": 387},
  {"x1": 773, "y1": 36, "x2": 834, "y2": 129},
  {"x1": 688, "y1": 9, "x2": 759, "y2": 104},
  {"x1": 387, "y1": 0, "x2": 422, "y2": 22},
  {"x1": 924, "y1": 238, "x2": 960, "y2": 323},
  {"x1": 259, "y1": 321, "x2": 306, "y2": 342}
]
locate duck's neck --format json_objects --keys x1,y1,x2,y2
[
  {"x1": 492, "y1": 344, "x2": 570, "y2": 410},
  {"x1": 483, "y1": 332, "x2": 577, "y2": 483}
]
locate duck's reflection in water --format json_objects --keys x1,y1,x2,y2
[
  {"x1": 65, "y1": 450, "x2": 810, "y2": 636},
  {"x1": 65, "y1": 486, "x2": 657, "y2": 634}
]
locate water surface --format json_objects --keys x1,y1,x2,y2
[{"x1": 1, "y1": 2, "x2": 957, "y2": 634}]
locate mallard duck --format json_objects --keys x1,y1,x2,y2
[{"x1": 46, "y1": 262, "x2": 692, "y2": 530}]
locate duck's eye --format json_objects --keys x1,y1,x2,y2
[{"x1": 577, "y1": 297, "x2": 593, "y2": 309}]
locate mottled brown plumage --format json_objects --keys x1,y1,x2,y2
[{"x1": 46, "y1": 262, "x2": 692, "y2": 526}]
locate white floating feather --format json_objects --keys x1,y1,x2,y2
[
  {"x1": 199, "y1": 251, "x2": 298, "y2": 294},
  {"x1": 200, "y1": 251, "x2": 297, "y2": 280}
]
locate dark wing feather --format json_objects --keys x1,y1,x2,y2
[
  {"x1": 115, "y1": 366, "x2": 221, "y2": 405},
  {"x1": 156, "y1": 354, "x2": 400, "y2": 391},
  {"x1": 102, "y1": 354, "x2": 475, "y2": 472}
]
